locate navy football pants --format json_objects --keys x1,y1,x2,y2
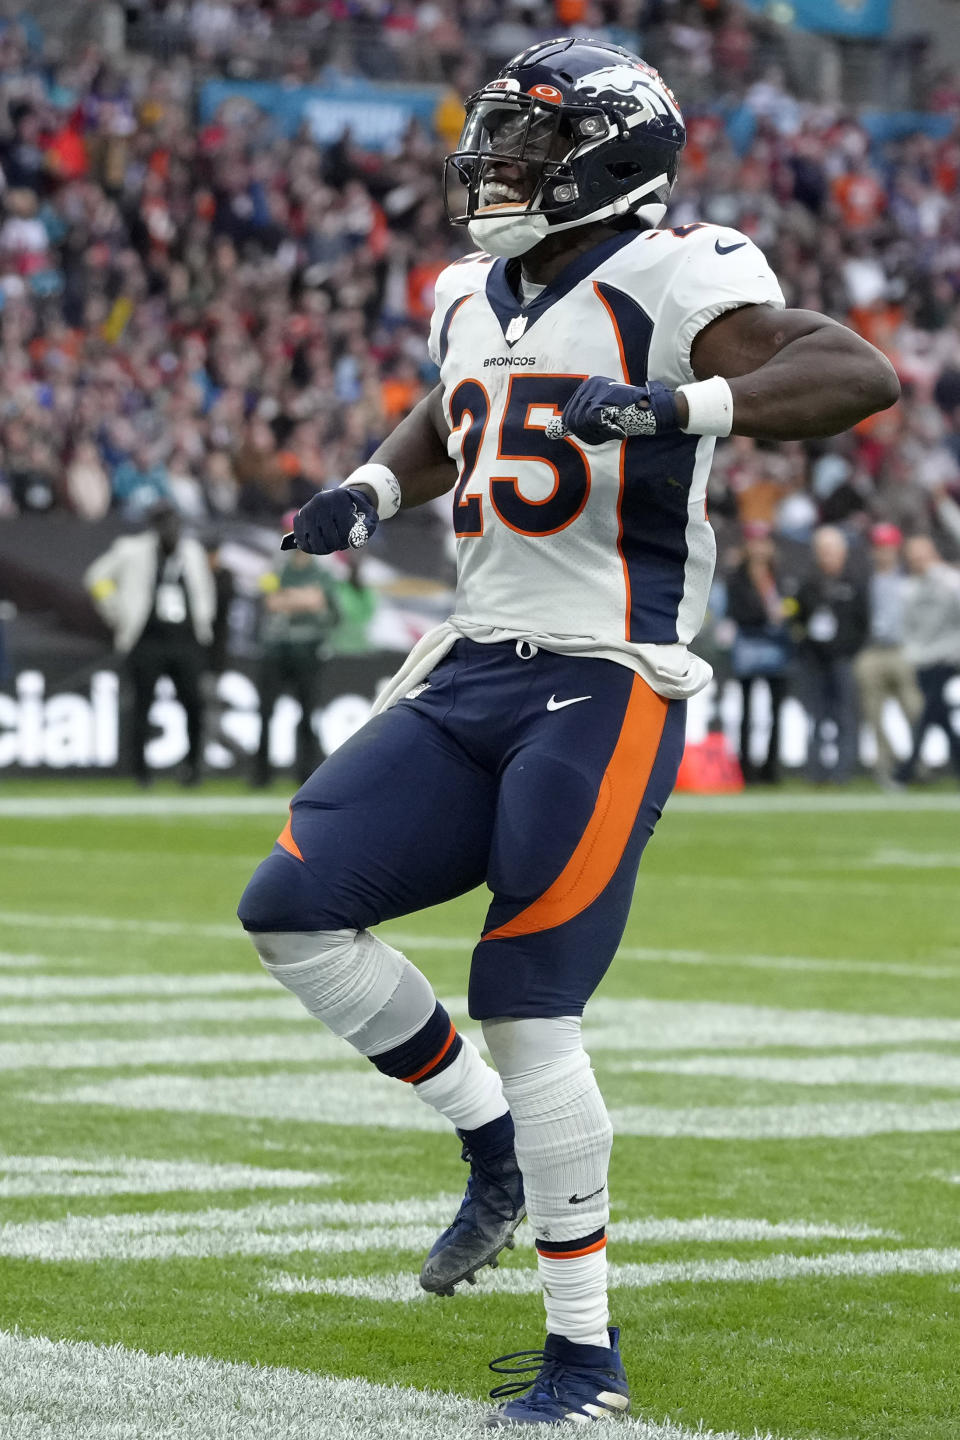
[{"x1": 238, "y1": 639, "x2": 686, "y2": 1019}]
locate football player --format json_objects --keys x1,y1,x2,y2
[{"x1": 239, "y1": 37, "x2": 898, "y2": 1427}]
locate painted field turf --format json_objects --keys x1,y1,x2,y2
[{"x1": 0, "y1": 783, "x2": 958, "y2": 1439}]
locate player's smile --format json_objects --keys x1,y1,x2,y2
[{"x1": 479, "y1": 159, "x2": 532, "y2": 210}]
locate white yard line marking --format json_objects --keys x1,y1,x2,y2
[
  {"x1": 0, "y1": 1200, "x2": 459, "y2": 1263},
  {"x1": 275, "y1": 1246, "x2": 960, "y2": 1305},
  {"x1": 0, "y1": 798, "x2": 290, "y2": 818},
  {"x1": 2, "y1": 791, "x2": 958, "y2": 817},
  {"x1": 668, "y1": 794, "x2": 960, "y2": 814},
  {"x1": 614, "y1": 950, "x2": 959, "y2": 981},
  {"x1": 0, "y1": 1330, "x2": 798, "y2": 1440},
  {"x1": 608, "y1": 1100, "x2": 960, "y2": 1139},
  {"x1": 581, "y1": 997, "x2": 960, "y2": 1051},
  {"x1": 2, "y1": 910, "x2": 954, "y2": 983},
  {"x1": 9, "y1": 976, "x2": 960, "y2": 1051},
  {"x1": 612, "y1": 1051, "x2": 960, "y2": 1088},
  {"x1": 0, "y1": 908, "x2": 242, "y2": 939},
  {"x1": 0, "y1": 1032, "x2": 348, "y2": 1070},
  {"x1": 0, "y1": 1196, "x2": 888, "y2": 1260},
  {"x1": 0, "y1": 952, "x2": 45, "y2": 968},
  {"x1": 640, "y1": 874, "x2": 957, "y2": 897},
  {"x1": 857, "y1": 848, "x2": 960, "y2": 869},
  {"x1": 383, "y1": 933, "x2": 960, "y2": 981},
  {"x1": 0, "y1": 1154, "x2": 338, "y2": 1199},
  {"x1": 40, "y1": 1071, "x2": 450, "y2": 1130},
  {"x1": 12, "y1": 989, "x2": 960, "y2": 1073},
  {"x1": 0, "y1": 998, "x2": 313, "y2": 1027},
  {"x1": 608, "y1": 1217, "x2": 891, "y2": 1243},
  {"x1": 41, "y1": 1070, "x2": 960, "y2": 1138},
  {"x1": 0, "y1": 972, "x2": 275, "y2": 997},
  {"x1": 0, "y1": 845, "x2": 255, "y2": 866}
]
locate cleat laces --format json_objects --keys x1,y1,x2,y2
[
  {"x1": 489, "y1": 1347, "x2": 556, "y2": 1403},
  {"x1": 488, "y1": 1347, "x2": 613, "y2": 1418},
  {"x1": 486, "y1": 1339, "x2": 628, "y2": 1423}
]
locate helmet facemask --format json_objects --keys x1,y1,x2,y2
[{"x1": 444, "y1": 93, "x2": 605, "y2": 257}]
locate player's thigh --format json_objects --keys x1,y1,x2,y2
[
  {"x1": 238, "y1": 705, "x2": 496, "y2": 933},
  {"x1": 470, "y1": 674, "x2": 687, "y2": 1019}
]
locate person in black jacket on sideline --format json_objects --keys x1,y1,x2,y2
[
  {"x1": 794, "y1": 526, "x2": 869, "y2": 783},
  {"x1": 727, "y1": 523, "x2": 792, "y2": 784}
]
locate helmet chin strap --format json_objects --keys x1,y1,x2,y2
[
  {"x1": 468, "y1": 195, "x2": 669, "y2": 259},
  {"x1": 468, "y1": 211, "x2": 550, "y2": 258}
]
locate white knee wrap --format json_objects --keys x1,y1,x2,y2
[
  {"x1": 483, "y1": 1016, "x2": 613, "y2": 1241},
  {"x1": 250, "y1": 928, "x2": 435, "y2": 1054}
]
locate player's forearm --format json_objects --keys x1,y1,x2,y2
[
  {"x1": 694, "y1": 328, "x2": 900, "y2": 441},
  {"x1": 357, "y1": 386, "x2": 456, "y2": 510}
]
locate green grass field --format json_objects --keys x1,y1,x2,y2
[{"x1": 1, "y1": 782, "x2": 959, "y2": 1439}]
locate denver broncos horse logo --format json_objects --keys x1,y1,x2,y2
[{"x1": 574, "y1": 64, "x2": 683, "y2": 123}]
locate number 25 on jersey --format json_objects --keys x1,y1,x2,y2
[{"x1": 450, "y1": 374, "x2": 591, "y2": 539}]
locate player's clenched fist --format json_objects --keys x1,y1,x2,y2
[
  {"x1": 547, "y1": 375, "x2": 681, "y2": 444},
  {"x1": 283, "y1": 487, "x2": 379, "y2": 554}
]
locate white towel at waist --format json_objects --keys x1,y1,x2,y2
[{"x1": 370, "y1": 618, "x2": 711, "y2": 716}]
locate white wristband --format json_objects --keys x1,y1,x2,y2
[
  {"x1": 676, "y1": 375, "x2": 734, "y2": 438},
  {"x1": 341, "y1": 463, "x2": 402, "y2": 519}
]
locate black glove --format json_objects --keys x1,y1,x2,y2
[
  {"x1": 545, "y1": 376, "x2": 681, "y2": 444},
  {"x1": 281, "y1": 487, "x2": 379, "y2": 554}
]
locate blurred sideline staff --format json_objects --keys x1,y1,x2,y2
[
  {"x1": 201, "y1": 536, "x2": 244, "y2": 766},
  {"x1": 726, "y1": 522, "x2": 792, "y2": 786},
  {"x1": 85, "y1": 502, "x2": 215, "y2": 785},
  {"x1": 897, "y1": 534, "x2": 960, "y2": 785},
  {"x1": 854, "y1": 523, "x2": 922, "y2": 789},
  {"x1": 330, "y1": 553, "x2": 377, "y2": 656},
  {"x1": 253, "y1": 547, "x2": 340, "y2": 788},
  {"x1": 793, "y1": 527, "x2": 869, "y2": 785}
]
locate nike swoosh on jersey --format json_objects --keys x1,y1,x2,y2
[
  {"x1": 568, "y1": 1185, "x2": 606, "y2": 1204},
  {"x1": 546, "y1": 694, "x2": 592, "y2": 711},
  {"x1": 715, "y1": 239, "x2": 747, "y2": 255}
]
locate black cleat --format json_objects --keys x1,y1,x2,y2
[
  {"x1": 419, "y1": 1135, "x2": 525, "y2": 1295},
  {"x1": 482, "y1": 1327, "x2": 630, "y2": 1426}
]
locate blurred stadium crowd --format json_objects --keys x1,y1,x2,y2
[{"x1": 0, "y1": 0, "x2": 958, "y2": 781}]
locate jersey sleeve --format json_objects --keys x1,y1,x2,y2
[
  {"x1": 661, "y1": 227, "x2": 785, "y2": 384},
  {"x1": 426, "y1": 272, "x2": 451, "y2": 367},
  {"x1": 427, "y1": 261, "x2": 468, "y2": 367},
  {"x1": 427, "y1": 253, "x2": 491, "y2": 366}
]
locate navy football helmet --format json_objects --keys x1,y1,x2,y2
[{"x1": 443, "y1": 37, "x2": 685, "y2": 258}]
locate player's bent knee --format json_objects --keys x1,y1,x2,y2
[
  {"x1": 237, "y1": 853, "x2": 327, "y2": 933},
  {"x1": 241, "y1": 924, "x2": 431, "y2": 1051}
]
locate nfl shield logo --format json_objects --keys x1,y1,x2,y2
[{"x1": 505, "y1": 315, "x2": 528, "y2": 343}]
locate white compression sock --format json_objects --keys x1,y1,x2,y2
[
  {"x1": 483, "y1": 1016, "x2": 613, "y2": 1347},
  {"x1": 536, "y1": 1246, "x2": 609, "y2": 1349},
  {"x1": 250, "y1": 928, "x2": 506, "y2": 1130},
  {"x1": 412, "y1": 1034, "x2": 508, "y2": 1131}
]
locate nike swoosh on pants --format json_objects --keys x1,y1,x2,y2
[{"x1": 546, "y1": 695, "x2": 592, "y2": 711}]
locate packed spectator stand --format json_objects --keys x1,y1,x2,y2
[{"x1": 0, "y1": 0, "x2": 958, "y2": 780}]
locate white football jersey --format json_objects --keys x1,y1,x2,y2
[{"x1": 427, "y1": 224, "x2": 784, "y2": 698}]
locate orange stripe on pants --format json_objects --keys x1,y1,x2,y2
[
  {"x1": 276, "y1": 812, "x2": 304, "y2": 862},
  {"x1": 482, "y1": 676, "x2": 668, "y2": 941}
]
